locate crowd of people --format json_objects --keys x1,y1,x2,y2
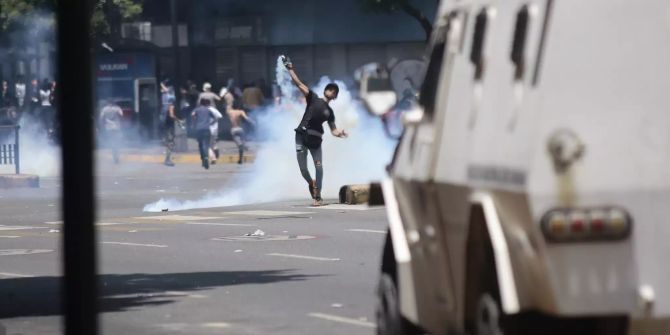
[
  {"x1": 160, "y1": 78, "x2": 267, "y2": 169},
  {"x1": 0, "y1": 76, "x2": 57, "y2": 132}
]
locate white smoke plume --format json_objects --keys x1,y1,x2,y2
[
  {"x1": 0, "y1": 115, "x2": 61, "y2": 177},
  {"x1": 143, "y1": 57, "x2": 396, "y2": 212}
]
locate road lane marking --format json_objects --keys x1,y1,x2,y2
[
  {"x1": 225, "y1": 210, "x2": 313, "y2": 217},
  {"x1": 0, "y1": 236, "x2": 20, "y2": 238},
  {"x1": 134, "y1": 215, "x2": 223, "y2": 221},
  {"x1": 0, "y1": 249, "x2": 53, "y2": 256},
  {"x1": 201, "y1": 322, "x2": 230, "y2": 329},
  {"x1": 102, "y1": 242, "x2": 167, "y2": 248},
  {"x1": 0, "y1": 225, "x2": 48, "y2": 231},
  {"x1": 267, "y1": 253, "x2": 340, "y2": 261},
  {"x1": 44, "y1": 221, "x2": 63, "y2": 225},
  {"x1": 0, "y1": 272, "x2": 34, "y2": 278},
  {"x1": 311, "y1": 204, "x2": 376, "y2": 211},
  {"x1": 347, "y1": 229, "x2": 387, "y2": 234},
  {"x1": 308, "y1": 313, "x2": 376, "y2": 328},
  {"x1": 185, "y1": 222, "x2": 253, "y2": 227}
]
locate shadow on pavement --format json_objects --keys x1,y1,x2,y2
[{"x1": 0, "y1": 270, "x2": 319, "y2": 318}]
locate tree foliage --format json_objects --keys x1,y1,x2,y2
[
  {"x1": 358, "y1": 0, "x2": 435, "y2": 41},
  {"x1": 91, "y1": 0, "x2": 144, "y2": 39},
  {"x1": 0, "y1": 0, "x2": 53, "y2": 31},
  {"x1": 0, "y1": 0, "x2": 143, "y2": 39}
]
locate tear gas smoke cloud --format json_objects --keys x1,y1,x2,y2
[
  {"x1": 143, "y1": 57, "x2": 396, "y2": 212},
  {"x1": 8, "y1": 115, "x2": 61, "y2": 177}
]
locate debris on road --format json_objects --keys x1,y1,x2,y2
[{"x1": 244, "y1": 229, "x2": 265, "y2": 237}]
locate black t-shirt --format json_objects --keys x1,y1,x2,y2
[{"x1": 296, "y1": 91, "x2": 335, "y2": 134}]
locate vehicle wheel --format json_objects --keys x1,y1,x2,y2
[
  {"x1": 468, "y1": 251, "x2": 627, "y2": 335},
  {"x1": 475, "y1": 292, "x2": 504, "y2": 335},
  {"x1": 376, "y1": 231, "x2": 424, "y2": 335},
  {"x1": 377, "y1": 273, "x2": 404, "y2": 335}
]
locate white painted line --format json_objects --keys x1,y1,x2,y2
[
  {"x1": 102, "y1": 242, "x2": 167, "y2": 248},
  {"x1": 201, "y1": 322, "x2": 230, "y2": 329},
  {"x1": 0, "y1": 272, "x2": 34, "y2": 278},
  {"x1": 267, "y1": 253, "x2": 340, "y2": 262},
  {"x1": 97, "y1": 222, "x2": 127, "y2": 226},
  {"x1": 308, "y1": 313, "x2": 376, "y2": 328},
  {"x1": 347, "y1": 229, "x2": 387, "y2": 234},
  {"x1": 0, "y1": 236, "x2": 20, "y2": 239},
  {"x1": 135, "y1": 215, "x2": 223, "y2": 221},
  {"x1": 185, "y1": 222, "x2": 253, "y2": 227},
  {"x1": 312, "y1": 204, "x2": 373, "y2": 211},
  {"x1": 0, "y1": 225, "x2": 48, "y2": 231},
  {"x1": 225, "y1": 210, "x2": 313, "y2": 217},
  {"x1": 44, "y1": 221, "x2": 63, "y2": 225}
]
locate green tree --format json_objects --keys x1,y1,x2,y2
[
  {"x1": 91, "y1": 0, "x2": 144, "y2": 40},
  {"x1": 0, "y1": 0, "x2": 143, "y2": 39},
  {"x1": 358, "y1": 0, "x2": 436, "y2": 41},
  {"x1": 0, "y1": 0, "x2": 54, "y2": 32}
]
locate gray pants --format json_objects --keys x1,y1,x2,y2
[
  {"x1": 295, "y1": 132, "x2": 323, "y2": 198},
  {"x1": 232, "y1": 127, "x2": 245, "y2": 163}
]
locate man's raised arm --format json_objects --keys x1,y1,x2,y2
[{"x1": 283, "y1": 56, "x2": 309, "y2": 97}]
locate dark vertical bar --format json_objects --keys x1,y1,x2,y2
[
  {"x1": 56, "y1": 1, "x2": 98, "y2": 335},
  {"x1": 532, "y1": 0, "x2": 555, "y2": 86},
  {"x1": 171, "y1": 0, "x2": 181, "y2": 107},
  {"x1": 14, "y1": 125, "x2": 19, "y2": 174},
  {"x1": 1, "y1": 144, "x2": 6, "y2": 164}
]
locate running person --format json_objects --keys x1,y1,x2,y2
[
  {"x1": 283, "y1": 56, "x2": 347, "y2": 206},
  {"x1": 227, "y1": 107, "x2": 254, "y2": 164}
]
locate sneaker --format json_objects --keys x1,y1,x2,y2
[
  {"x1": 210, "y1": 160, "x2": 217, "y2": 165},
  {"x1": 204, "y1": 160, "x2": 210, "y2": 170},
  {"x1": 308, "y1": 180, "x2": 316, "y2": 199},
  {"x1": 164, "y1": 160, "x2": 175, "y2": 167},
  {"x1": 312, "y1": 197, "x2": 323, "y2": 207}
]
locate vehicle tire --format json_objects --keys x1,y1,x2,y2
[
  {"x1": 377, "y1": 273, "x2": 405, "y2": 335},
  {"x1": 467, "y1": 235, "x2": 627, "y2": 335},
  {"x1": 376, "y1": 231, "x2": 424, "y2": 335}
]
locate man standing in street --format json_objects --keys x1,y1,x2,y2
[
  {"x1": 14, "y1": 76, "x2": 26, "y2": 114},
  {"x1": 191, "y1": 99, "x2": 218, "y2": 170},
  {"x1": 160, "y1": 79, "x2": 178, "y2": 167},
  {"x1": 283, "y1": 55, "x2": 348, "y2": 206},
  {"x1": 99, "y1": 100, "x2": 124, "y2": 164}
]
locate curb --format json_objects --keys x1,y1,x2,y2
[
  {"x1": 99, "y1": 154, "x2": 255, "y2": 164},
  {"x1": 0, "y1": 174, "x2": 40, "y2": 189}
]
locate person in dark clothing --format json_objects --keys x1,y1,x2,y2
[
  {"x1": 191, "y1": 99, "x2": 218, "y2": 170},
  {"x1": 28, "y1": 78, "x2": 40, "y2": 116},
  {"x1": 0, "y1": 80, "x2": 14, "y2": 107},
  {"x1": 283, "y1": 55, "x2": 347, "y2": 206},
  {"x1": 160, "y1": 80, "x2": 177, "y2": 166}
]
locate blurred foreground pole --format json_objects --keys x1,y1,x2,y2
[{"x1": 56, "y1": 1, "x2": 98, "y2": 335}]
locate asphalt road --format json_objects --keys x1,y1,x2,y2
[{"x1": 0, "y1": 160, "x2": 387, "y2": 335}]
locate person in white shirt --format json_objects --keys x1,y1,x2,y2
[{"x1": 99, "y1": 100, "x2": 124, "y2": 164}]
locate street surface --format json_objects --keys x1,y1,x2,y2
[{"x1": 0, "y1": 155, "x2": 387, "y2": 335}]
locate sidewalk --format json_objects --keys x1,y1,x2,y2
[{"x1": 98, "y1": 139, "x2": 256, "y2": 164}]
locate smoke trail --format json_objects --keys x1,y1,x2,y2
[
  {"x1": 16, "y1": 114, "x2": 61, "y2": 177},
  {"x1": 143, "y1": 57, "x2": 396, "y2": 212}
]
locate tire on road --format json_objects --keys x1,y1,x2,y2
[
  {"x1": 376, "y1": 230, "x2": 424, "y2": 335},
  {"x1": 465, "y1": 205, "x2": 628, "y2": 335}
]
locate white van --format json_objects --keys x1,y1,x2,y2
[{"x1": 369, "y1": 1, "x2": 670, "y2": 334}]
